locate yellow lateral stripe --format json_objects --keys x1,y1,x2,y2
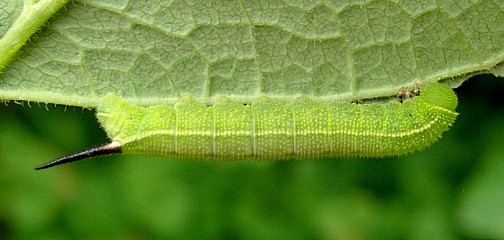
[{"x1": 120, "y1": 110, "x2": 456, "y2": 145}]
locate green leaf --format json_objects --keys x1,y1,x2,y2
[
  {"x1": 0, "y1": 0, "x2": 68, "y2": 72},
  {"x1": 0, "y1": 0, "x2": 503, "y2": 107}
]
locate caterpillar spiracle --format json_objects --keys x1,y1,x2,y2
[{"x1": 35, "y1": 82, "x2": 458, "y2": 170}]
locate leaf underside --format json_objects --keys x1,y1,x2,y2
[{"x1": 0, "y1": 0, "x2": 503, "y2": 107}]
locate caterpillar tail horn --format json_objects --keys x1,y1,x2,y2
[{"x1": 35, "y1": 142, "x2": 122, "y2": 170}]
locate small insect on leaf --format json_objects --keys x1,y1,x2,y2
[{"x1": 35, "y1": 82, "x2": 458, "y2": 170}]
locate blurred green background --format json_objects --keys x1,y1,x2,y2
[{"x1": 1, "y1": 76, "x2": 503, "y2": 239}]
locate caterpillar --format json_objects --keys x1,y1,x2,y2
[{"x1": 35, "y1": 82, "x2": 458, "y2": 170}]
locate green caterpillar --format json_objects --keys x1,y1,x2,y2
[{"x1": 35, "y1": 82, "x2": 458, "y2": 170}]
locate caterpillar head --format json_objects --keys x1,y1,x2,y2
[{"x1": 417, "y1": 83, "x2": 458, "y2": 112}]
